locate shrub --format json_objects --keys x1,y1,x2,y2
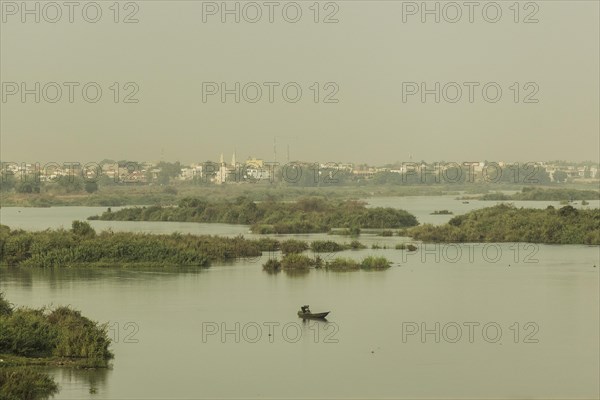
[
  {"x1": 325, "y1": 257, "x2": 360, "y2": 271},
  {"x1": 257, "y1": 237, "x2": 280, "y2": 252},
  {"x1": 0, "y1": 297, "x2": 113, "y2": 367},
  {"x1": 280, "y1": 240, "x2": 308, "y2": 255},
  {"x1": 395, "y1": 243, "x2": 418, "y2": 251},
  {"x1": 0, "y1": 368, "x2": 59, "y2": 400},
  {"x1": 310, "y1": 240, "x2": 344, "y2": 253},
  {"x1": 281, "y1": 254, "x2": 314, "y2": 270},
  {"x1": 360, "y1": 256, "x2": 392, "y2": 270},
  {"x1": 0, "y1": 309, "x2": 56, "y2": 357},
  {"x1": 47, "y1": 307, "x2": 113, "y2": 361},
  {"x1": 262, "y1": 259, "x2": 281, "y2": 272},
  {"x1": 71, "y1": 221, "x2": 96, "y2": 238},
  {"x1": 348, "y1": 240, "x2": 366, "y2": 249},
  {"x1": 0, "y1": 292, "x2": 12, "y2": 317}
]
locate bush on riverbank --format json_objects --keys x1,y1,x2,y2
[
  {"x1": 0, "y1": 368, "x2": 59, "y2": 400},
  {"x1": 0, "y1": 297, "x2": 113, "y2": 366},
  {"x1": 0, "y1": 293, "x2": 12, "y2": 317},
  {"x1": 407, "y1": 204, "x2": 600, "y2": 244},
  {"x1": 0, "y1": 293, "x2": 113, "y2": 399}
]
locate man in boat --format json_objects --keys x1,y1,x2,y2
[{"x1": 301, "y1": 305, "x2": 310, "y2": 314}]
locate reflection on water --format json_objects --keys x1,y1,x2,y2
[
  {"x1": 1, "y1": 243, "x2": 598, "y2": 399},
  {"x1": 44, "y1": 367, "x2": 111, "y2": 399}
]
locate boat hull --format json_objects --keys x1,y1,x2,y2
[{"x1": 298, "y1": 311, "x2": 330, "y2": 319}]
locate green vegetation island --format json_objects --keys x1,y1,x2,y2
[
  {"x1": 263, "y1": 254, "x2": 392, "y2": 273},
  {"x1": 88, "y1": 197, "x2": 419, "y2": 234},
  {"x1": 477, "y1": 187, "x2": 600, "y2": 201},
  {"x1": 0, "y1": 221, "x2": 284, "y2": 268},
  {"x1": 406, "y1": 204, "x2": 600, "y2": 245},
  {"x1": 0, "y1": 292, "x2": 113, "y2": 399}
]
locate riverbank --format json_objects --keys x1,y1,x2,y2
[
  {"x1": 0, "y1": 293, "x2": 114, "y2": 399},
  {"x1": 6, "y1": 183, "x2": 598, "y2": 208},
  {"x1": 475, "y1": 187, "x2": 600, "y2": 201}
]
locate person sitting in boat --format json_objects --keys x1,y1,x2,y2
[{"x1": 301, "y1": 305, "x2": 310, "y2": 314}]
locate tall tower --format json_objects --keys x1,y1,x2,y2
[
  {"x1": 219, "y1": 153, "x2": 224, "y2": 165},
  {"x1": 231, "y1": 149, "x2": 236, "y2": 166}
]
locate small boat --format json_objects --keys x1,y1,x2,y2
[
  {"x1": 298, "y1": 311, "x2": 330, "y2": 319},
  {"x1": 297, "y1": 305, "x2": 329, "y2": 319}
]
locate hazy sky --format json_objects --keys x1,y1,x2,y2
[{"x1": 1, "y1": 1, "x2": 598, "y2": 165}]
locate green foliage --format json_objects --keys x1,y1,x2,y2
[
  {"x1": 0, "y1": 174, "x2": 16, "y2": 192},
  {"x1": 163, "y1": 186, "x2": 178, "y2": 195},
  {"x1": 71, "y1": 220, "x2": 96, "y2": 238},
  {"x1": 349, "y1": 240, "x2": 366, "y2": 249},
  {"x1": 262, "y1": 258, "x2": 281, "y2": 272},
  {"x1": 0, "y1": 309, "x2": 57, "y2": 357},
  {"x1": 280, "y1": 240, "x2": 309, "y2": 255},
  {"x1": 156, "y1": 162, "x2": 182, "y2": 185},
  {"x1": 0, "y1": 296, "x2": 113, "y2": 366},
  {"x1": 481, "y1": 188, "x2": 599, "y2": 201},
  {"x1": 553, "y1": 170, "x2": 568, "y2": 183},
  {"x1": 325, "y1": 257, "x2": 360, "y2": 271},
  {"x1": 0, "y1": 292, "x2": 12, "y2": 317},
  {"x1": 89, "y1": 197, "x2": 419, "y2": 234},
  {"x1": 310, "y1": 240, "x2": 345, "y2": 253},
  {"x1": 47, "y1": 307, "x2": 113, "y2": 361},
  {"x1": 280, "y1": 254, "x2": 315, "y2": 270},
  {"x1": 0, "y1": 368, "x2": 59, "y2": 400},
  {"x1": 15, "y1": 180, "x2": 41, "y2": 194},
  {"x1": 0, "y1": 225, "x2": 274, "y2": 268},
  {"x1": 256, "y1": 237, "x2": 280, "y2": 252},
  {"x1": 408, "y1": 204, "x2": 600, "y2": 244},
  {"x1": 395, "y1": 243, "x2": 418, "y2": 251},
  {"x1": 84, "y1": 181, "x2": 98, "y2": 194},
  {"x1": 360, "y1": 256, "x2": 392, "y2": 270}
]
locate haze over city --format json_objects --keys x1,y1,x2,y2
[{"x1": 1, "y1": 2, "x2": 598, "y2": 164}]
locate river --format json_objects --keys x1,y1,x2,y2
[{"x1": 0, "y1": 197, "x2": 598, "y2": 399}]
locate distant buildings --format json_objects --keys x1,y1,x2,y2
[{"x1": 1, "y1": 158, "x2": 598, "y2": 186}]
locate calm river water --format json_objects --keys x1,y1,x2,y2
[{"x1": 0, "y1": 197, "x2": 599, "y2": 399}]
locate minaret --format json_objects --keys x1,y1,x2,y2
[
  {"x1": 219, "y1": 153, "x2": 224, "y2": 165},
  {"x1": 231, "y1": 150, "x2": 236, "y2": 166}
]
